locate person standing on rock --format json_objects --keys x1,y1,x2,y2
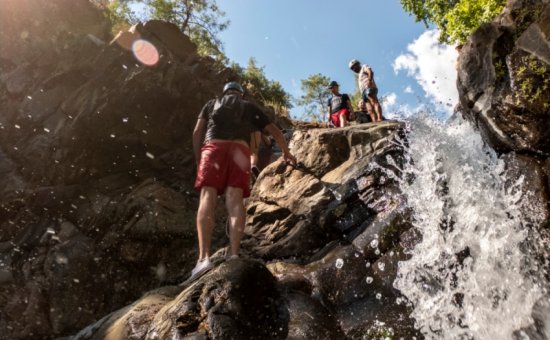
[
  {"x1": 191, "y1": 81, "x2": 297, "y2": 279},
  {"x1": 327, "y1": 81, "x2": 354, "y2": 127},
  {"x1": 349, "y1": 59, "x2": 383, "y2": 122}
]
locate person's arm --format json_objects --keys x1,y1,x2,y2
[
  {"x1": 193, "y1": 118, "x2": 207, "y2": 168},
  {"x1": 263, "y1": 123, "x2": 297, "y2": 165}
]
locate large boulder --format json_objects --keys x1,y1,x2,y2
[
  {"x1": 243, "y1": 122, "x2": 408, "y2": 260},
  {"x1": 71, "y1": 259, "x2": 289, "y2": 340},
  {"x1": 457, "y1": 0, "x2": 550, "y2": 155}
]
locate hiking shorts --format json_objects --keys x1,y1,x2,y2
[
  {"x1": 362, "y1": 88, "x2": 378, "y2": 101},
  {"x1": 194, "y1": 141, "x2": 252, "y2": 198},
  {"x1": 330, "y1": 108, "x2": 350, "y2": 127}
]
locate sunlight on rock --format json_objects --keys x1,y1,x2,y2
[{"x1": 132, "y1": 39, "x2": 160, "y2": 66}]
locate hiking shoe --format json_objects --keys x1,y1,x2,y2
[{"x1": 190, "y1": 258, "x2": 213, "y2": 278}]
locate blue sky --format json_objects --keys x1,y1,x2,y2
[{"x1": 216, "y1": 0, "x2": 459, "y2": 119}]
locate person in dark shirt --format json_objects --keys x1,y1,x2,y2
[
  {"x1": 355, "y1": 99, "x2": 373, "y2": 124},
  {"x1": 327, "y1": 81, "x2": 354, "y2": 127},
  {"x1": 190, "y1": 81, "x2": 296, "y2": 279}
]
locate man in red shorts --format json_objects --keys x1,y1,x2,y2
[
  {"x1": 327, "y1": 81, "x2": 354, "y2": 127},
  {"x1": 190, "y1": 81, "x2": 296, "y2": 279}
]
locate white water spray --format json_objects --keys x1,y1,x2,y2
[{"x1": 394, "y1": 114, "x2": 547, "y2": 339}]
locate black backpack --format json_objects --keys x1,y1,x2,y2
[{"x1": 211, "y1": 94, "x2": 245, "y2": 123}]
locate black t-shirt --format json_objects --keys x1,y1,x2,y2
[
  {"x1": 198, "y1": 94, "x2": 271, "y2": 145},
  {"x1": 328, "y1": 93, "x2": 350, "y2": 114}
]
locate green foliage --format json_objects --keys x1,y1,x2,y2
[
  {"x1": 231, "y1": 58, "x2": 293, "y2": 109},
  {"x1": 400, "y1": 0, "x2": 506, "y2": 44},
  {"x1": 105, "y1": 0, "x2": 229, "y2": 60},
  {"x1": 296, "y1": 73, "x2": 331, "y2": 122},
  {"x1": 517, "y1": 55, "x2": 550, "y2": 105}
]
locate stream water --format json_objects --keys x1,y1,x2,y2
[{"x1": 393, "y1": 114, "x2": 549, "y2": 339}]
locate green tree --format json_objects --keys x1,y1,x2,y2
[
  {"x1": 296, "y1": 73, "x2": 331, "y2": 122},
  {"x1": 400, "y1": 0, "x2": 506, "y2": 44},
  {"x1": 105, "y1": 0, "x2": 229, "y2": 59},
  {"x1": 233, "y1": 58, "x2": 292, "y2": 109}
]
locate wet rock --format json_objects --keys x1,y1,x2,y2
[
  {"x1": 335, "y1": 297, "x2": 421, "y2": 339},
  {"x1": 243, "y1": 122, "x2": 407, "y2": 260},
  {"x1": 458, "y1": 1, "x2": 550, "y2": 154},
  {"x1": 284, "y1": 291, "x2": 344, "y2": 339},
  {"x1": 72, "y1": 259, "x2": 289, "y2": 340}
]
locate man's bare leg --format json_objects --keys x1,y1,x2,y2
[
  {"x1": 368, "y1": 96, "x2": 383, "y2": 122},
  {"x1": 339, "y1": 114, "x2": 348, "y2": 127},
  {"x1": 225, "y1": 186, "x2": 245, "y2": 256},
  {"x1": 196, "y1": 186, "x2": 218, "y2": 260}
]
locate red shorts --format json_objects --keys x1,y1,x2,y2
[
  {"x1": 194, "y1": 142, "x2": 252, "y2": 198},
  {"x1": 330, "y1": 108, "x2": 350, "y2": 127}
]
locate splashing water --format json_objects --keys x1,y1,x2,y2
[{"x1": 394, "y1": 114, "x2": 547, "y2": 339}]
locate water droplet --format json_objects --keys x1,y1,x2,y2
[
  {"x1": 110, "y1": 134, "x2": 116, "y2": 138},
  {"x1": 378, "y1": 262, "x2": 385, "y2": 271},
  {"x1": 14, "y1": 124, "x2": 20, "y2": 129},
  {"x1": 55, "y1": 254, "x2": 68, "y2": 265},
  {"x1": 146, "y1": 152, "x2": 155, "y2": 159},
  {"x1": 375, "y1": 249, "x2": 381, "y2": 255},
  {"x1": 370, "y1": 239, "x2": 379, "y2": 248},
  {"x1": 43, "y1": 128, "x2": 50, "y2": 133},
  {"x1": 122, "y1": 117, "x2": 128, "y2": 123},
  {"x1": 26, "y1": 95, "x2": 32, "y2": 100},
  {"x1": 376, "y1": 293, "x2": 382, "y2": 300},
  {"x1": 366, "y1": 277, "x2": 373, "y2": 284},
  {"x1": 335, "y1": 258, "x2": 344, "y2": 269},
  {"x1": 366, "y1": 262, "x2": 371, "y2": 268}
]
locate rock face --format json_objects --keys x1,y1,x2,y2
[
  {"x1": 457, "y1": 0, "x2": 550, "y2": 228},
  {"x1": 0, "y1": 0, "x2": 421, "y2": 338},
  {"x1": 0, "y1": 0, "x2": 238, "y2": 338},
  {"x1": 6, "y1": 0, "x2": 550, "y2": 338}
]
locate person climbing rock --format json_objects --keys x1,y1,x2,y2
[
  {"x1": 190, "y1": 81, "x2": 297, "y2": 281},
  {"x1": 349, "y1": 59, "x2": 383, "y2": 122},
  {"x1": 250, "y1": 131, "x2": 275, "y2": 181},
  {"x1": 355, "y1": 99, "x2": 373, "y2": 124},
  {"x1": 327, "y1": 81, "x2": 354, "y2": 127}
]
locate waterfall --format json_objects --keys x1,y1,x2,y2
[{"x1": 394, "y1": 114, "x2": 549, "y2": 339}]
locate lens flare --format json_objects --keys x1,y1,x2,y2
[{"x1": 132, "y1": 39, "x2": 159, "y2": 66}]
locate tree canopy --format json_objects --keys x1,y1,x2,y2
[
  {"x1": 231, "y1": 58, "x2": 292, "y2": 110},
  {"x1": 105, "y1": 0, "x2": 229, "y2": 59},
  {"x1": 296, "y1": 74, "x2": 331, "y2": 122},
  {"x1": 400, "y1": 0, "x2": 506, "y2": 44}
]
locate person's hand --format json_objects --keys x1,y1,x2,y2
[{"x1": 283, "y1": 151, "x2": 297, "y2": 165}]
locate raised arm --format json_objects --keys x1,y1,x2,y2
[{"x1": 263, "y1": 123, "x2": 297, "y2": 165}]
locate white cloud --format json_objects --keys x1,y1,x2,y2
[
  {"x1": 404, "y1": 85, "x2": 414, "y2": 94},
  {"x1": 393, "y1": 30, "x2": 458, "y2": 115},
  {"x1": 383, "y1": 92, "x2": 397, "y2": 113}
]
